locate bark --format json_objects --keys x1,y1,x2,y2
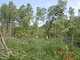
[
  {"x1": 0, "y1": 31, "x2": 8, "y2": 51},
  {"x1": 2, "y1": 19, "x2": 5, "y2": 36},
  {"x1": 49, "y1": 20, "x2": 53, "y2": 36},
  {"x1": 8, "y1": 21, "x2": 12, "y2": 37},
  {"x1": 72, "y1": 29, "x2": 74, "y2": 44},
  {"x1": 61, "y1": 34, "x2": 64, "y2": 46},
  {"x1": 45, "y1": 35, "x2": 48, "y2": 40},
  {"x1": 0, "y1": 31, "x2": 14, "y2": 57}
]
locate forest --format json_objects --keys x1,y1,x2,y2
[{"x1": 0, "y1": 0, "x2": 80, "y2": 60}]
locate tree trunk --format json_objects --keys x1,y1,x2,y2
[
  {"x1": 72, "y1": 29, "x2": 74, "y2": 44},
  {"x1": 0, "y1": 31, "x2": 14, "y2": 57},
  {"x1": 45, "y1": 35, "x2": 48, "y2": 40},
  {"x1": 6, "y1": 22, "x2": 9, "y2": 34},
  {"x1": 0, "y1": 31, "x2": 8, "y2": 51},
  {"x1": 9, "y1": 21, "x2": 12, "y2": 37},
  {"x1": 61, "y1": 34, "x2": 64, "y2": 46},
  {"x1": 2, "y1": 19, "x2": 5, "y2": 36}
]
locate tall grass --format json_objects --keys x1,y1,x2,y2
[{"x1": 0, "y1": 37, "x2": 80, "y2": 60}]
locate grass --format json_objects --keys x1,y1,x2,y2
[{"x1": 0, "y1": 37, "x2": 80, "y2": 60}]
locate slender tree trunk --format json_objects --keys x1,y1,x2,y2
[
  {"x1": 49, "y1": 20, "x2": 53, "y2": 37},
  {"x1": 8, "y1": 20, "x2": 12, "y2": 37},
  {"x1": 6, "y1": 22, "x2": 9, "y2": 34},
  {"x1": 0, "y1": 31, "x2": 8, "y2": 51},
  {"x1": 70, "y1": 17, "x2": 74, "y2": 44},
  {"x1": 72, "y1": 29, "x2": 74, "y2": 44},
  {"x1": 55, "y1": 25, "x2": 57, "y2": 37},
  {"x1": 36, "y1": 27, "x2": 39, "y2": 39},
  {"x1": 10, "y1": 22, "x2": 11, "y2": 37},
  {"x1": 2, "y1": 19, "x2": 5, "y2": 36},
  {"x1": 61, "y1": 33, "x2": 64, "y2": 46}
]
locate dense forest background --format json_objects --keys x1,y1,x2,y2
[
  {"x1": 0, "y1": 0, "x2": 80, "y2": 40},
  {"x1": 0, "y1": 0, "x2": 80, "y2": 60}
]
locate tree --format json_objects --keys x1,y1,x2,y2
[
  {"x1": 69, "y1": 7, "x2": 74, "y2": 44},
  {"x1": 15, "y1": 3, "x2": 33, "y2": 38},
  {"x1": 8, "y1": 1, "x2": 17, "y2": 37},
  {"x1": 35, "y1": 7, "x2": 46, "y2": 38},
  {"x1": 36, "y1": 7, "x2": 46, "y2": 21},
  {"x1": 78, "y1": 9, "x2": 80, "y2": 27},
  {"x1": 47, "y1": 0, "x2": 67, "y2": 37},
  {"x1": 33, "y1": 20, "x2": 39, "y2": 38},
  {"x1": 52, "y1": 15, "x2": 69, "y2": 45},
  {"x1": 0, "y1": 3, "x2": 9, "y2": 36},
  {"x1": 73, "y1": 16, "x2": 80, "y2": 40}
]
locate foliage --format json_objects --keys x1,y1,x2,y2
[
  {"x1": 0, "y1": 0, "x2": 80, "y2": 60},
  {"x1": 0, "y1": 37, "x2": 80, "y2": 60}
]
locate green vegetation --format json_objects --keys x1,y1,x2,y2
[
  {"x1": 0, "y1": 0, "x2": 80, "y2": 60},
  {"x1": 0, "y1": 37, "x2": 80, "y2": 60}
]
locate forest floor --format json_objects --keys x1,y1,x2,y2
[{"x1": 0, "y1": 37, "x2": 80, "y2": 60}]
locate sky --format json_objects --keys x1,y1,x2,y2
[
  {"x1": 0, "y1": 0, "x2": 80, "y2": 15},
  {"x1": 0, "y1": 0, "x2": 80, "y2": 26}
]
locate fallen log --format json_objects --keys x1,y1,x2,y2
[
  {"x1": 0, "y1": 31, "x2": 14, "y2": 57},
  {"x1": 0, "y1": 31, "x2": 8, "y2": 51}
]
